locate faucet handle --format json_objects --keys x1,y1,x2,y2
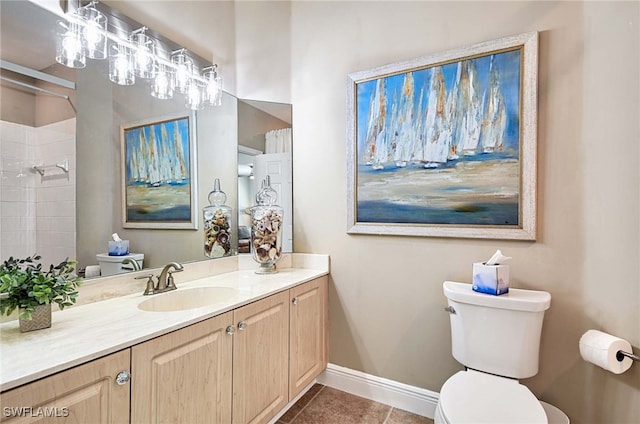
[
  {"x1": 165, "y1": 269, "x2": 181, "y2": 291},
  {"x1": 135, "y1": 274, "x2": 156, "y2": 295}
]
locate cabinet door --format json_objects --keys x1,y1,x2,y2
[
  {"x1": 0, "y1": 349, "x2": 130, "y2": 424},
  {"x1": 289, "y1": 276, "x2": 328, "y2": 399},
  {"x1": 232, "y1": 291, "x2": 289, "y2": 424},
  {"x1": 131, "y1": 312, "x2": 233, "y2": 424}
]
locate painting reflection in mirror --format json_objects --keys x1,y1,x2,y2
[{"x1": 121, "y1": 113, "x2": 197, "y2": 229}]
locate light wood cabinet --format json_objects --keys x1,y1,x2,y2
[
  {"x1": 289, "y1": 276, "x2": 328, "y2": 400},
  {"x1": 0, "y1": 349, "x2": 130, "y2": 424},
  {"x1": 232, "y1": 291, "x2": 290, "y2": 424},
  {"x1": 1, "y1": 275, "x2": 328, "y2": 424},
  {"x1": 131, "y1": 311, "x2": 233, "y2": 424}
]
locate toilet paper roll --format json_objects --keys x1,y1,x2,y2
[
  {"x1": 85, "y1": 265, "x2": 101, "y2": 278},
  {"x1": 579, "y1": 329, "x2": 633, "y2": 374}
]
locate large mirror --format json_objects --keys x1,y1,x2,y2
[{"x1": 0, "y1": 0, "x2": 292, "y2": 278}]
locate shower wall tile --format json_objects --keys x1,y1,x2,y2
[{"x1": 1, "y1": 118, "x2": 76, "y2": 267}]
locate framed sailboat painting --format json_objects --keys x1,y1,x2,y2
[
  {"x1": 347, "y1": 32, "x2": 538, "y2": 240},
  {"x1": 121, "y1": 112, "x2": 198, "y2": 229}
]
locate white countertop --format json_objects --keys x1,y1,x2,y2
[{"x1": 0, "y1": 255, "x2": 329, "y2": 392}]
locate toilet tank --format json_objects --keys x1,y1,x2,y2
[{"x1": 443, "y1": 281, "x2": 551, "y2": 379}]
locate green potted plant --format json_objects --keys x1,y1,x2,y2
[{"x1": 0, "y1": 255, "x2": 82, "y2": 332}]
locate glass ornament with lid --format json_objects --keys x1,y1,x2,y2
[
  {"x1": 203, "y1": 178, "x2": 232, "y2": 258},
  {"x1": 249, "y1": 176, "x2": 284, "y2": 274}
]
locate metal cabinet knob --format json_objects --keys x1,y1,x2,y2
[
  {"x1": 237, "y1": 321, "x2": 247, "y2": 331},
  {"x1": 226, "y1": 325, "x2": 235, "y2": 335},
  {"x1": 115, "y1": 370, "x2": 131, "y2": 385},
  {"x1": 292, "y1": 297, "x2": 298, "y2": 305}
]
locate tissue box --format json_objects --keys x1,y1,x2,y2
[
  {"x1": 108, "y1": 240, "x2": 129, "y2": 256},
  {"x1": 472, "y1": 262, "x2": 509, "y2": 295}
]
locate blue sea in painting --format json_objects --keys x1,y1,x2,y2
[
  {"x1": 125, "y1": 181, "x2": 191, "y2": 222},
  {"x1": 356, "y1": 153, "x2": 519, "y2": 226},
  {"x1": 358, "y1": 200, "x2": 518, "y2": 226},
  {"x1": 127, "y1": 204, "x2": 191, "y2": 222}
]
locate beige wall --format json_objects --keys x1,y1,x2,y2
[
  {"x1": 288, "y1": 1, "x2": 638, "y2": 424},
  {"x1": 77, "y1": 1, "x2": 640, "y2": 422},
  {"x1": 0, "y1": 70, "x2": 36, "y2": 126},
  {"x1": 0, "y1": 66, "x2": 75, "y2": 128}
]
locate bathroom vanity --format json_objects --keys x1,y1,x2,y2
[{"x1": 0, "y1": 254, "x2": 329, "y2": 424}]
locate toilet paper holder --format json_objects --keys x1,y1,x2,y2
[{"x1": 616, "y1": 349, "x2": 640, "y2": 363}]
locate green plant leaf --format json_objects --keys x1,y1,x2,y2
[{"x1": 0, "y1": 255, "x2": 82, "y2": 319}]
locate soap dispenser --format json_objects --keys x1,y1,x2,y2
[
  {"x1": 203, "y1": 178, "x2": 232, "y2": 258},
  {"x1": 249, "y1": 175, "x2": 284, "y2": 274}
]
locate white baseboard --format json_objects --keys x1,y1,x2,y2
[{"x1": 317, "y1": 363, "x2": 439, "y2": 419}]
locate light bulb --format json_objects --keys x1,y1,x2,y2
[
  {"x1": 171, "y1": 50, "x2": 193, "y2": 94},
  {"x1": 55, "y1": 21, "x2": 86, "y2": 68},
  {"x1": 151, "y1": 65, "x2": 174, "y2": 99},
  {"x1": 109, "y1": 44, "x2": 135, "y2": 85},
  {"x1": 130, "y1": 29, "x2": 156, "y2": 79},
  {"x1": 203, "y1": 65, "x2": 222, "y2": 106},
  {"x1": 84, "y1": 21, "x2": 103, "y2": 47},
  {"x1": 63, "y1": 32, "x2": 82, "y2": 56},
  {"x1": 79, "y1": 4, "x2": 107, "y2": 59},
  {"x1": 185, "y1": 81, "x2": 204, "y2": 110}
]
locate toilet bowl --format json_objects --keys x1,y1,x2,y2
[
  {"x1": 435, "y1": 370, "x2": 547, "y2": 424},
  {"x1": 438, "y1": 281, "x2": 570, "y2": 424}
]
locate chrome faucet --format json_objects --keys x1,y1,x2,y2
[
  {"x1": 157, "y1": 262, "x2": 184, "y2": 292},
  {"x1": 136, "y1": 262, "x2": 184, "y2": 296}
]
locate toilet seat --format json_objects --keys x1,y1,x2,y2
[{"x1": 438, "y1": 370, "x2": 548, "y2": 423}]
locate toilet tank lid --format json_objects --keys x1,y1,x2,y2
[
  {"x1": 443, "y1": 281, "x2": 550, "y2": 312},
  {"x1": 96, "y1": 253, "x2": 144, "y2": 262}
]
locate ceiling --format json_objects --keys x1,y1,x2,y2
[{"x1": 0, "y1": 1, "x2": 61, "y2": 71}]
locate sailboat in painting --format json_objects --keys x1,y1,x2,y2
[
  {"x1": 172, "y1": 120, "x2": 188, "y2": 184},
  {"x1": 392, "y1": 72, "x2": 415, "y2": 168},
  {"x1": 452, "y1": 60, "x2": 484, "y2": 157},
  {"x1": 480, "y1": 55, "x2": 507, "y2": 153},
  {"x1": 421, "y1": 66, "x2": 450, "y2": 168},
  {"x1": 363, "y1": 78, "x2": 387, "y2": 170}
]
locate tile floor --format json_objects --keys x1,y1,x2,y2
[{"x1": 277, "y1": 384, "x2": 434, "y2": 424}]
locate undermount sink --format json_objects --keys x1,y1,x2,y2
[{"x1": 138, "y1": 287, "x2": 236, "y2": 312}]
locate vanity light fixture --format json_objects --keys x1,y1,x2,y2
[
  {"x1": 108, "y1": 43, "x2": 135, "y2": 86},
  {"x1": 203, "y1": 64, "x2": 223, "y2": 107},
  {"x1": 55, "y1": 1, "x2": 222, "y2": 109},
  {"x1": 151, "y1": 62, "x2": 174, "y2": 100},
  {"x1": 55, "y1": 20, "x2": 86, "y2": 69},
  {"x1": 78, "y1": 1, "x2": 107, "y2": 60},
  {"x1": 130, "y1": 27, "x2": 156, "y2": 79},
  {"x1": 185, "y1": 79, "x2": 205, "y2": 110},
  {"x1": 170, "y1": 49, "x2": 193, "y2": 94}
]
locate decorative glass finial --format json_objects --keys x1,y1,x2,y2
[
  {"x1": 208, "y1": 178, "x2": 227, "y2": 206},
  {"x1": 255, "y1": 175, "x2": 278, "y2": 206}
]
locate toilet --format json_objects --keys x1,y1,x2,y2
[
  {"x1": 436, "y1": 281, "x2": 569, "y2": 424},
  {"x1": 96, "y1": 253, "x2": 144, "y2": 277}
]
